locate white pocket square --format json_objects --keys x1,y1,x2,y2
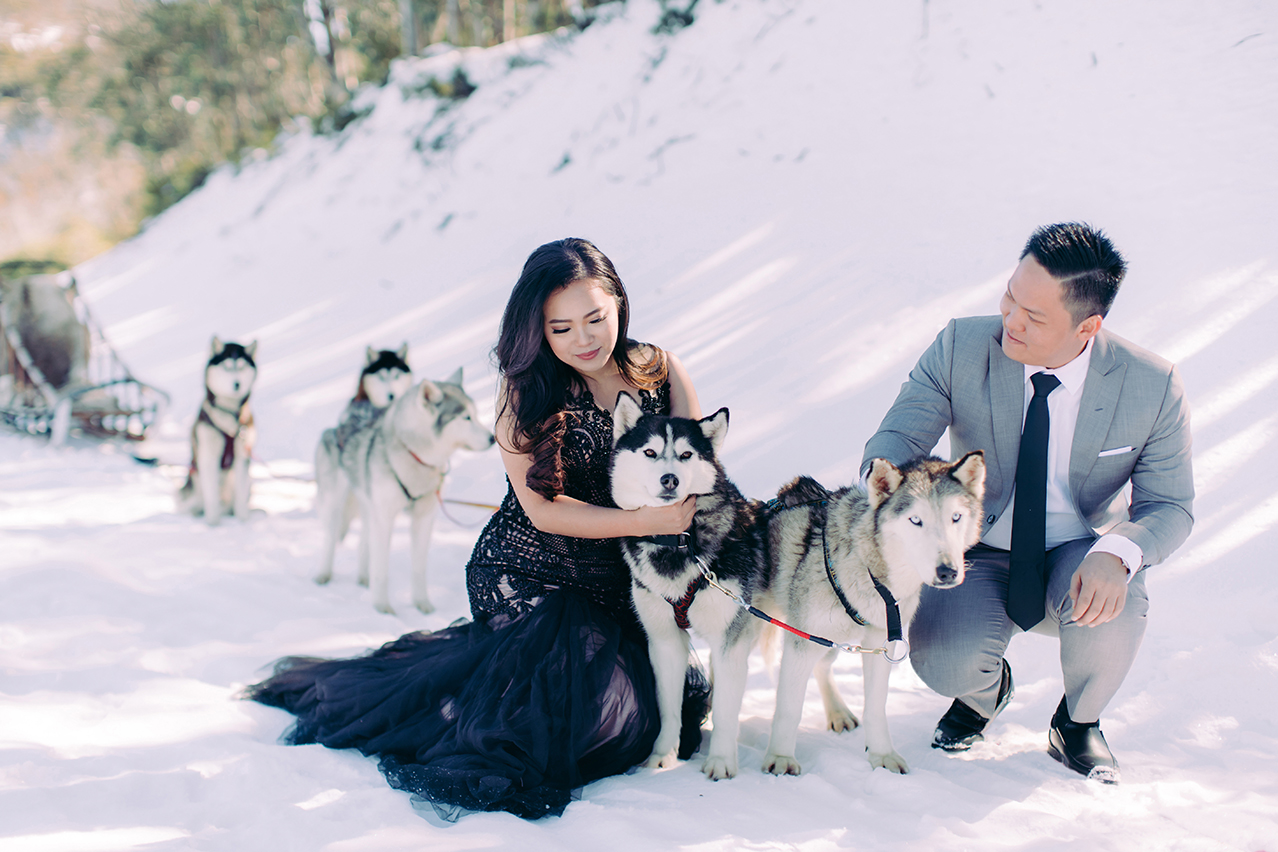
[{"x1": 1098, "y1": 446, "x2": 1135, "y2": 458}]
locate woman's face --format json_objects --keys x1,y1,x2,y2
[{"x1": 542, "y1": 278, "x2": 621, "y2": 378}]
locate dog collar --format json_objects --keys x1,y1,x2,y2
[
  {"x1": 642, "y1": 529, "x2": 696, "y2": 553},
  {"x1": 642, "y1": 518, "x2": 697, "y2": 554},
  {"x1": 385, "y1": 436, "x2": 445, "y2": 502}
]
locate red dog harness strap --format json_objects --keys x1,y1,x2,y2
[{"x1": 668, "y1": 574, "x2": 708, "y2": 630}]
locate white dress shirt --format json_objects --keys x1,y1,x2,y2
[{"x1": 981, "y1": 338, "x2": 1144, "y2": 579}]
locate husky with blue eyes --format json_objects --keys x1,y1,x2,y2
[
  {"x1": 610, "y1": 392, "x2": 772, "y2": 781},
  {"x1": 762, "y1": 453, "x2": 985, "y2": 777}
]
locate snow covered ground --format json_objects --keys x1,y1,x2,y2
[{"x1": 3, "y1": 0, "x2": 1277, "y2": 849}]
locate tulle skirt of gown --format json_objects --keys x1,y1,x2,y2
[{"x1": 246, "y1": 592, "x2": 707, "y2": 820}]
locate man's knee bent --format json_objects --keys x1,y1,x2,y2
[{"x1": 908, "y1": 640, "x2": 1004, "y2": 700}]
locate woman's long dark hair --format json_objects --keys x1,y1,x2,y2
[{"x1": 496, "y1": 238, "x2": 667, "y2": 499}]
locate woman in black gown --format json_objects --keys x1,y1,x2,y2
[{"x1": 247, "y1": 238, "x2": 708, "y2": 820}]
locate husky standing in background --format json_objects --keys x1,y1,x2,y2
[
  {"x1": 354, "y1": 344, "x2": 412, "y2": 408},
  {"x1": 610, "y1": 393, "x2": 771, "y2": 780},
  {"x1": 332, "y1": 344, "x2": 413, "y2": 457},
  {"x1": 314, "y1": 345, "x2": 414, "y2": 567},
  {"x1": 761, "y1": 453, "x2": 986, "y2": 776},
  {"x1": 178, "y1": 337, "x2": 258, "y2": 525},
  {"x1": 314, "y1": 368, "x2": 495, "y2": 614}
]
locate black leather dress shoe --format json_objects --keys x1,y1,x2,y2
[
  {"x1": 932, "y1": 660, "x2": 1014, "y2": 751},
  {"x1": 1047, "y1": 696, "x2": 1120, "y2": 784}
]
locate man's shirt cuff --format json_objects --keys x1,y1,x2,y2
[{"x1": 1088, "y1": 534, "x2": 1144, "y2": 583}]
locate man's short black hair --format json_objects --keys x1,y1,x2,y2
[{"x1": 1021, "y1": 222, "x2": 1127, "y2": 325}]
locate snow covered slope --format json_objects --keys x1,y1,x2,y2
[{"x1": 3, "y1": 0, "x2": 1277, "y2": 849}]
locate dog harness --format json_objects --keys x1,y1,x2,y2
[
  {"x1": 641, "y1": 526, "x2": 706, "y2": 630},
  {"x1": 820, "y1": 522, "x2": 904, "y2": 646},
  {"x1": 196, "y1": 392, "x2": 251, "y2": 471},
  {"x1": 375, "y1": 433, "x2": 445, "y2": 502}
]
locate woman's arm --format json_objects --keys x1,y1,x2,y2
[
  {"x1": 497, "y1": 409, "x2": 695, "y2": 538},
  {"x1": 665, "y1": 351, "x2": 702, "y2": 420}
]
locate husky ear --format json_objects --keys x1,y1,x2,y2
[
  {"x1": 420, "y1": 379, "x2": 443, "y2": 404},
  {"x1": 211, "y1": 336, "x2": 224, "y2": 356},
  {"x1": 365, "y1": 346, "x2": 377, "y2": 366},
  {"x1": 398, "y1": 342, "x2": 410, "y2": 364},
  {"x1": 245, "y1": 340, "x2": 258, "y2": 360},
  {"x1": 612, "y1": 392, "x2": 644, "y2": 444},
  {"x1": 950, "y1": 450, "x2": 986, "y2": 500},
  {"x1": 699, "y1": 407, "x2": 729, "y2": 454},
  {"x1": 445, "y1": 366, "x2": 463, "y2": 385},
  {"x1": 866, "y1": 458, "x2": 904, "y2": 508}
]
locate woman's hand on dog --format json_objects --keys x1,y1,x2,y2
[{"x1": 631, "y1": 496, "x2": 697, "y2": 536}]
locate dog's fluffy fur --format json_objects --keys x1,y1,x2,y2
[
  {"x1": 314, "y1": 367, "x2": 494, "y2": 614},
  {"x1": 177, "y1": 337, "x2": 258, "y2": 525},
  {"x1": 611, "y1": 393, "x2": 772, "y2": 780},
  {"x1": 762, "y1": 453, "x2": 986, "y2": 775}
]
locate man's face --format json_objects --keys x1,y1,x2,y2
[{"x1": 999, "y1": 255, "x2": 1098, "y2": 369}]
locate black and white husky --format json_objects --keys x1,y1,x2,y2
[
  {"x1": 762, "y1": 453, "x2": 986, "y2": 776},
  {"x1": 330, "y1": 345, "x2": 414, "y2": 460},
  {"x1": 610, "y1": 393, "x2": 771, "y2": 780},
  {"x1": 177, "y1": 337, "x2": 258, "y2": 525},
  {"x1": 354, "y1": 344, "x2": 412, "y2": 409},
  {"x1": 314, "y1": 368, "x2": 494, "y2": 614}
]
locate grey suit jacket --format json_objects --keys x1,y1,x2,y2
[{"x1": 862, "y1": 316, "x2": 1194, "y2": 568}]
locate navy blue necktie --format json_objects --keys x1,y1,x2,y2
[{"x1": 1007, "y1": 371, "x2": 1061, "y2": 630}]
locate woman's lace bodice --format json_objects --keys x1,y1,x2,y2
[{"x1": 466, "y1": 383, "x2": 670, "y2": 626}]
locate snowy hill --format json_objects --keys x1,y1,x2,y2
[{"x1": 3, "y1": 0, "x2": 1277, "y2": 849}]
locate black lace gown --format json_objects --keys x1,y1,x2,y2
[{"x1": 246, "y1": 384, "x2": 707, "y2": 820}]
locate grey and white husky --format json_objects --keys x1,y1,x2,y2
[
  {"x1": 314, "y1": 368, "x2": 494, "y2": 614},
  {"x1": 762, "y1": 453, "x2": 986, "y2": 776},
  {"x1": 610, "y1": 393, "x2": 772, "y2": 780},
  {"x1": 177, "y1": 337, "x2": 258, "y2": 525}
]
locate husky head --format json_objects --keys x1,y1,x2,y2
[
  {"x1": 205, "y1": 336, "x2": 257, "y2": 401},
  {"x1": 357, "y1": 343, "x2": 412, "y2": 408},
  {"x1": 609, "y1": 392, "x2": 728, "y2": 510},
  {"x1": 868, "y1": 452, "x2": 986, "y2": 590},
  {"x1": 391, "y1": 367, "x2": 495, "y2": 461}
]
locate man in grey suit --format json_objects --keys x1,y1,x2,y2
[{"x1": 862, "y1": 223, "x2": 1193, "y2": 783}]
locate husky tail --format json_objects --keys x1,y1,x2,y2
[{"x1": 776, "y1": 475, "x2": 830, "y2": 508}]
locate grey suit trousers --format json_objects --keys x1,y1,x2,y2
[{"x1": 908, "y1": 539, "x2": 1149, "y2": 724}]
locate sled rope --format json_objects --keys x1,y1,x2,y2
[{"x1": 693, "y1": 556, "x2": 909, "y2": 662}]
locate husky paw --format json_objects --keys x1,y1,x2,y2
[
  {"x1": 314, "y1": 573, "x2": 331, "y2": 585},
  {"x1": 701, "y1": 755, "x2": 738, "y2": 781},
  {"x1": 867, "y1": 750, "x2": 909, "y2": 774},
  {"x1": 357, "y1": 575, "x2": 369, "y2": 588},
  {"x1": 644, "y1": 748, "x2": 679, "y2": 769},
  {"x1": 414, "y1": 599, "x2": 436, "y2": 614},
  {"x1": 828, "y1": 708, "x2": 860, "y2": 733},
  {"x1": 762, "y1": 753, "x2": 802, "y2": 776},
  {"x1": 374, "y1": 601, "x2": 396, "y2": 615}
]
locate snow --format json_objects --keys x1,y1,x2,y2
[{"x1": 3, "y1": 0, "x2": 1277, "y2": 849}]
